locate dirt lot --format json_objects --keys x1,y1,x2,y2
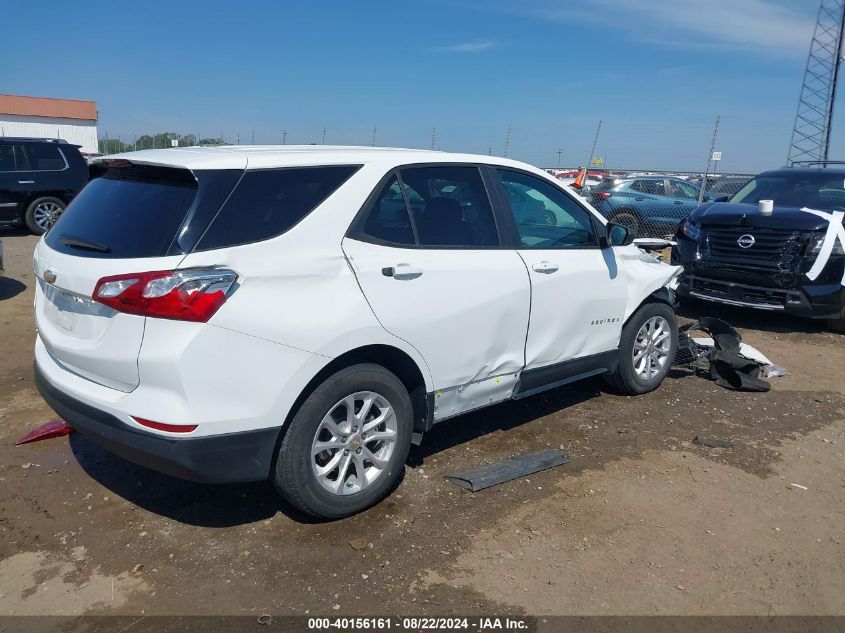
[{"x1": 1, "y1": 230, "x2": 844, "y2": 619}]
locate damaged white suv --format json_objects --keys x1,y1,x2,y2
[{"x1": 34, "y1": 146, "x2": 680, "y2": 518}]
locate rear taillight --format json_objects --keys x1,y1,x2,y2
[
  {"x1": 595, "y1": 192, "x2": 612, "y2": 200},
  {"x1": 93, "y1": 268, "x2": 238, "y2": 322}
]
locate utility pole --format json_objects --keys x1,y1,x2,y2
[
  {"x1": 322, "y1": 128, "x2": 326, "y2": 144},
  {"x1": 251, "y1": 130, "x2": 255, "y2": 145},
  {"x1": 134, "y1": 134, "x2": 137, "y2": 152},
  {"x1": 587, "y1": 120, "x2": 602, "y2": 167},
  {"x1": 698, "y1": 115, "x2": 721, "y2": 206},
  {"x1": 372, "y1": 126, "x2": 377, "y2": 146},
  {"x1": 431, "y1": 127, "x2": 437, "y2": 150},
  {"x1": 503, "y1": 124, "x2": 512, "y2": 157},
  {"x1": 282, "y1": 130, "x2": 287, "y2": 144},
  {"x1": 556, "y1": 148, "x2": 563, "y2": 169}
]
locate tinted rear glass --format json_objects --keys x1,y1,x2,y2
[
  {"x1": 45, "y1": 165, "x2": 197, "y2": 258},
  {"x1": 25, "y1": 143, "x2": 66, "y2": 170},
  {"x1": 195, "y1": 165, "x2": 360, "y2": 251}
]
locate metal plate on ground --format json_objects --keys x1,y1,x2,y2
[{"x1": 443, "y1": 448, "x2": 570, "y2": 492}]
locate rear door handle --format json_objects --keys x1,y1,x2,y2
[
  {"x1": 18, "y1": 180, "x2": 35, "y2": 184},
  {"x1": 382, "y1": 263, "x2": 423, "y2": 280},
  {"x1": 532, "y1": 261, "x2": 559, "y2": 274}
]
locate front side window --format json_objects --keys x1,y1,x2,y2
[
  {"x1": 497, "y1": 169, "x2": 597, "y2": 249},
  {"x1": 24, "y1": 144, "x2": 66, "y2": 171},
  {"x1": 197, "y1": 165, "x2": 360, "y2": 250},
  {"x1": 666, "y1": 179, "x2": 698, "y2": 199}
]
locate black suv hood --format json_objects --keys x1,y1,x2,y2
[{"x1": 691, "y1": 202, "x2": 829, "y2": 231}]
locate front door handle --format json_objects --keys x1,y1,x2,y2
[
  {"x1": 674, "y1": 200, "x2": 684, "y2": 205},
  {"x1": 18, "y1": 180, "x2": 35, "y2": 185},
  {"x1": 532, "y1": 261, "x2": 559, "y2": 274},
  {"x1": 382, "y1": 263, "x2": 423, "y2": 280}
]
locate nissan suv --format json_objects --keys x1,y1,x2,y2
[
  {"x1": 0, "y1": 137, "x2": 89, "y2": 234},
  {"x1": 672, "y1": 166, "x2": 845, "y2": 330},
  {"x1": 34, "y1": 146, "x2": 681, "y2": 518}
]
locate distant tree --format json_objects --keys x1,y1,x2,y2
[
  {"x1": 198, "y1": 137, "x2": 225, "y2": 146},
  {"x1": 178, "y1": 134, "x2": 197, "y2": 147}
]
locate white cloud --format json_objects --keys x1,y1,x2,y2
[
  {"x1": 434, "y1": 40, "x2": 497, "y2": 53},
  {"x1": 499, "y1": 0, "x2": 815, "y2": 57}
]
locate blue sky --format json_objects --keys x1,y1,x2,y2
[{"x1": 0, "y1": 0, "x2": 831, "y2": 172}]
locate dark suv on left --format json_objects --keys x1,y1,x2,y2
[{"x1": 0, "y1": 138, "x2": 89, "y2": 234}]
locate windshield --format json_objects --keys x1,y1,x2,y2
[{"x1": 729, "y1": 172, "x2": 845, "y2": 210}]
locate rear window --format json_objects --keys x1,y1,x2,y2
[
  {"x1": 195, "y1": 165, "x2": 360, "y2": 251},
  {"x1": 45, "y1": 165, "x2": 198, "y2": 259}
]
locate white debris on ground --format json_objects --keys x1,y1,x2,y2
[{"x1": 691, "y1": 336, "x2": 787, "y2": 378}]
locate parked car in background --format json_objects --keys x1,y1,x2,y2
[
  {"x1": 704, "y1": 176, "x2": 751, "y2": 201},
  {"x1": 0, "y1": 137, "x2": 89, "y2": 235},
  {"x1": 34, "y1": 145, "x2": 681, "y2": 518},
  {"x1": 673, "y1": 166, "x2": 845, "y2": 331},
  {"x1": 589, "y1": 175, "x2": 708, "y2": 237}
]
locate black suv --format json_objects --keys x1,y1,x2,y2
[
  {"x1": 0, "y1": 137, "x2": 89, "y2": 234},
  {"x1": 672, "y1": 166, "x2": 845, "y2": 330}
]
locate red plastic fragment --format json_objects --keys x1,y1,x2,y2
[{"x1": 15, "y1": 419, "x2": 73, "y2": 445}]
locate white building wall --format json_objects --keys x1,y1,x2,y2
[{"x1": 0, "y1": 114, "x2": 98, "y2": 154}]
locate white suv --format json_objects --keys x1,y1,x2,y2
[{"x1": 33, "y1": 146, "x2": 680, "y2": 518}]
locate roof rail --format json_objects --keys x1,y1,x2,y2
[
  {"x1": 788, "y1": 159, "x2": 845, "y2": 167},
  {"x1": 0, "y1": 137, "x2": 68, "y2": 144}
]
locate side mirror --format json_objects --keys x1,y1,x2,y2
[{"x1": 604, "y1": 222, "x2": 635, "y2": 247}]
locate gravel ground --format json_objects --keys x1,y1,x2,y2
[{"x1": 1, "y1": 230, "x2": 843, "y2": 618}]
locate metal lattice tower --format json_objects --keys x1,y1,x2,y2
[{"x1": 787, "y1": 0, "x2": 845, "y2": 165}]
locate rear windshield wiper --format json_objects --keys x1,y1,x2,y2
[{"x1": 58, "y1": 234, "x2": 111, "y2": 253}]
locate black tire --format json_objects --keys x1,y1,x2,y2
[
  {"x1": 25, "y1": 196, "x2": 66, "y2": 235},
  {"x1": 272, "y1": 364, "x2": 413, "y2": 519},
  {"x1": 827, "y1": 316, "x2": 845, "y2": 333},
  {"x1": 609, "y1": 210, "x2": 641, "y2": 237},
  {"x1": 604, "y1": 302, "x2": 678, "y2": 395}
]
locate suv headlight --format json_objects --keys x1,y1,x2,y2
[
  {"x1": 809, "y1": 233, "x2": 845, "y2": 256},
  {"x1": 679, "y1": 218, "x2": 701, "y2": 241}
]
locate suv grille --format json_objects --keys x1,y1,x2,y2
[{"x1": 701, "y1": 226, "x2": 808, "y2": 272}]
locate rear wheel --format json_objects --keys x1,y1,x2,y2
[
  {"x1": 273, "y1": 364, "x2": 413, "y2": 519},
  {"x1": 609, "y1": 210, "x2": 641, "y2": 237},
  {"x1": 604, "y1": 302, "x2": 678, "y2": 395},
  {"x1": 25, "y1": 196, "x2": 65, "y2": 235}
]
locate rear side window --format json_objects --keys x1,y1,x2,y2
[
  {"x1": 401, "y1": 166, "x2": 499, "y2": 247},
  {"x1": 196, "y1": 166, "x2": 360, "y2": 250},
  {"x1": 45, "y1": 165, "x2": 197, "y2": 258},
  {"x1": 24, "y1": 144, "x2": 66, "y2": 171},
  {"x1": 362, "y1": 176, "x2": 416, "y2": 245}
]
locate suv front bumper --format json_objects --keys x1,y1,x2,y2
[
  {"x1": 677, "y1": 273, "x2": 845, "y2": 319},
  {"x1": 35, "y1": 362, "x2": 279, "y2": 484}
]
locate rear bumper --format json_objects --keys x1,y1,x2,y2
[{"x1": 35, "y1": 362, "x2": 280, "y2": 484}]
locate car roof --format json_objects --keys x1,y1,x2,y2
[
  {"x1": 758, "y1": 167, "x2": 845, "y2": 177},
  {"x1": 91, "y1": 145, "x2": 542, "y2": 173}
]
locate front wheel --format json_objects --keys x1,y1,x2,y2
[
  {"x1": 273, "y1": 364, "x2": 413, "y2": 519},
  {"x1": 604, "y1": 302, "x2": 678, "y2": 395},
  {"x1": 609, "y1": 210, "x2": 641, "y2": 237}
]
